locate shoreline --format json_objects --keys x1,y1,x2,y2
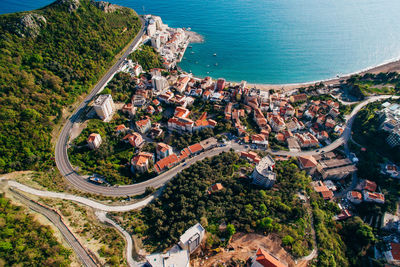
[{"x1": 247, "y1": 57, "x2": 400, "y2": 91}]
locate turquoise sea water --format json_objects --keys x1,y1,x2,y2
[{"x1": 2, "y1": 0, "x2": 400, "y2": 84}]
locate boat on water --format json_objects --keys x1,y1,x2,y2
[
  {"x1": 187, "y1": 27, "x2": 191, "y2": 31},
  {"x1": 213, "y1": 53, "x2": 217, "y2": 56},
  {"x1": 191, "y1": 51, "x2": 195, "y2": 54},
  {"x1": 215, "y1": 63, "x2": 218, "y2": 66},
  {"x1": 188, "y1": 45, "x2": 192, "y2": 49}
]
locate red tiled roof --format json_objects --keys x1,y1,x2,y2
[
  {"x1": 255, "y1": 248, "x2": 286, "y2": 267},
  {"x1": 391, "y1": 243, "x2": 400, "y2": 261},
  {"x1": 210, "y1": 183, "x2": 224, "y2": 192},
  {"x1": 298, "y1": 156, "x2": 318, "y2": 168},
  {"x1": 154, "y1": 154, "x2": 179, "y2": 173},
  {"x1": 188, "y1": 143, "x2": 203, "y2": 154},
  {"x1": 363, "y1": 180, "x2": 377, "y2": 192}
]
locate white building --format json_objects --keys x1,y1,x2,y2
[
  {"x1": 93, "y1": 94, "x2": 115, "y2": 121},
  {"x1": 251, "y1": 155, "x2": 277, "y2": 188},
  {"x1": 178, "y1": 223, "x2": 205, "y2": 253},
  {"x1": 152, "y1": 75, "x2": 169, "y2": 94},
  {"x1": 87, "y1": 133, "x2": 102, "y2": 150},
  {"x1": 151, "y1": 34, "x2": 161, "y2": 51},
  {"x1": 146, "y1": 249, "x2": 189, "y2": 267}
]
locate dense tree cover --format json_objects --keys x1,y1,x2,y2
[
  {"x1": 68, "y1": 114, "x2": 155, "y2": 185},
  {"x1": 129, "y1": 44, "x2": 163, "y2": 71},
  {"x1": 310, "y1": 193, "x2": 349, "y2": 267},
  {"x1": 0, "y1": 194, "x2": 71, "y2": 266},
  {"x1": 122, "y1": 152, "x2": 314, "y2": 257},
  {"x1": 0, "y1": 0, "x2": 141, "y2": 173},
  {"x1": 167, "y1": 128, "x2": 215, "y2": 150},
  {"x1": 102, "y1": 72, "x2": 138, "y2": 102}
]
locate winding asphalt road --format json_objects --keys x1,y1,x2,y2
[{"x1": 54, "y1": 15, "x2": 399, "y2": 197}]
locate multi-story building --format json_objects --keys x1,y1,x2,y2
[
  {"x1": 87, "y1": 133, "x2": 102, "y2": 149},
  {"x1": 387, "y1": 130, "x2": 400, "y2": 147},
  {"x1": 156, "y1": 142, "x2": 173, "y2": 160},
  {"x1": 135, "y1": 117, "x2": 152, "y2": 134},
  {"x1": 93, "y1": 94, "x2": 114, "y2": 121},
  {"x1": 178, "y1": 223, "x2": 205, "y2": 254},
  {"x1": 131, "y1": 152, "x2": 154, "y2": 173},
  {"x1": 363, "y1": 190, "x2": 385, "y2": 204},
  {"x1": 123, "y1": 132, "x2": 143, "y2": 147},
  {"x1": 251, "y1": 155, "x2": 277, "y2": 189},
  {"x1": 152, "y1": 75, "x2": 169, "y2": 94},
  {"x1": 216, "y1": 78, "x2": 225, "y2": 91},
  {"x1": 347, "y1": 191, "x2": 363, "y2": 204}
]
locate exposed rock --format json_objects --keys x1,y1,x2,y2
[
  {"x1": 56, "y1": 0, "x2": 80, "y2": 13},
  {"x1": 13, "y1": 13, "x2": 47, "y2": 38},
  {"x1": 91, "y1": 0, "x2": 122, "y2": 13}
]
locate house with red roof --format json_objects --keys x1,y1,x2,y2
[
  {"x1": 297, "y1": 155, "x2": 318, "y2": 174},
  {"x1": 115, "y1": 124, "x2": 127, "y2": 134},
  {"x1": 123, "y1": 132, "x2": 144, "y2": 148},
  {"x1": 188, "y1": 143, "x2": 203, "y2": 155},
  {"x1": 250, "y1": 248, "x2": 287, "y2": 267},
  {"x1": 156, "y1": 142, "x2": 173, "y2": 160},
  {"x1": 208, "y1": 183, "x2": 224, "y2": 194},
  {"x1": 135, "y1": 117, "x2": 151, "y2": 134},
  {"x1": 87, "y1": 133, "x2": 102, "y2": 150},
  {"x1": 154, "y1": 153, "x2": 180, "y2": 173},
  {"x1": 385, "y1": 242, "x2": 400, "y2": 265},
  {"x1": 347, "y1": 191, "x2": 362, "y2": 204},
  {"x1": 131, "y1": 152, "x2": 154, "y2": 173}
]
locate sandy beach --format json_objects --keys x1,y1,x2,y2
[{"x1": 247, "y1": 58, "x2": 400, "y2": 91}]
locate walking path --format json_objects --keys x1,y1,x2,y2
[
  {"x1": 6, "y1": 180, "x2": 155, "y2": 212},
  {"x1": 95, "y1": 211, "x2": 144, "y2": 267}
]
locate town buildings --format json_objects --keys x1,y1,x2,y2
[
  {"x1": 93, "y1": 94, "x2": 115, "y2": 121},
  {"x1": 87, "y1": 133, "x2": 102, "y2": 149},
  {"x1": 145, "y1": 249, "x2": 189, "y2": 267}
]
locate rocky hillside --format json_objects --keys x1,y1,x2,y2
[{"x1": 0, "y1": 0, "x2": 141, "y2": 173}]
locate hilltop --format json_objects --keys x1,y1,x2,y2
[{"x1": 0, "y1": 0, "x2": 141, "y2": 173}]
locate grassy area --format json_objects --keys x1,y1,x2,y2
[{"x1": 40, "y1": 198, "x2": 126, "y2": 266}]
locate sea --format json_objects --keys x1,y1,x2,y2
[{"x1": 2, "y1": 0, "x2": 400, "y2": 84}]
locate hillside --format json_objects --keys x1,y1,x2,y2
[{"x1": 0, "y1": 0, "x2": 141, "y2": 173}]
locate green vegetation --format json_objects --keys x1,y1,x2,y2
[
  {"x1": 103, "y1": 72, "x2": 138, "y2": 102},
  {"x1": 68, "y1": 114, "x2": 155, "y2": 185},
  {"x1": 0, "y1": 194, "x2": 71, "y2": 266},
  {"x1": 346, "y1": 72, "x2": 400, "y2": 97},
  {"x1": 0, "y1": 0, "x2": 141, "y2": 174},
  {"x1": 41, "y1": 198, "x2": 126, "y2": 266},
  {"x1": 114, "y1": 152, "x2": 314, "y2": 257},
  {"x1": 129, "y1": 44, "x2": 163, "y2": 71}
]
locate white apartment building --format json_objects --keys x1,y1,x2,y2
[
  {"x1": 152, "y1": 75, "x2": 169, "y2": 94},
  {"x1": 93, "y1": 94, "x2": 115, "y2": 121},
  {"x1": 87, "y1": 133, "x2": 102, "y2": 150}
]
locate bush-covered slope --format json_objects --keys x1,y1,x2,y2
[
  {"x1": 0, "y1": 194, "x2": 71, "y2": 266},
  {"x1": 0, "y1": 0, "x2": 141, "y2": 173}
]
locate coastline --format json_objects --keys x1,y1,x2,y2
[{"x1": 246, "y1": 57, "x2": 400, "y2": 91}]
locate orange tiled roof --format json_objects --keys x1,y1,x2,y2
[
  {"x1": 255, "y1": 248, "x2": 286, "y2": 267},
  {"x1": 188, "y1": 143, "x2": 203, "y2": 154}
]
